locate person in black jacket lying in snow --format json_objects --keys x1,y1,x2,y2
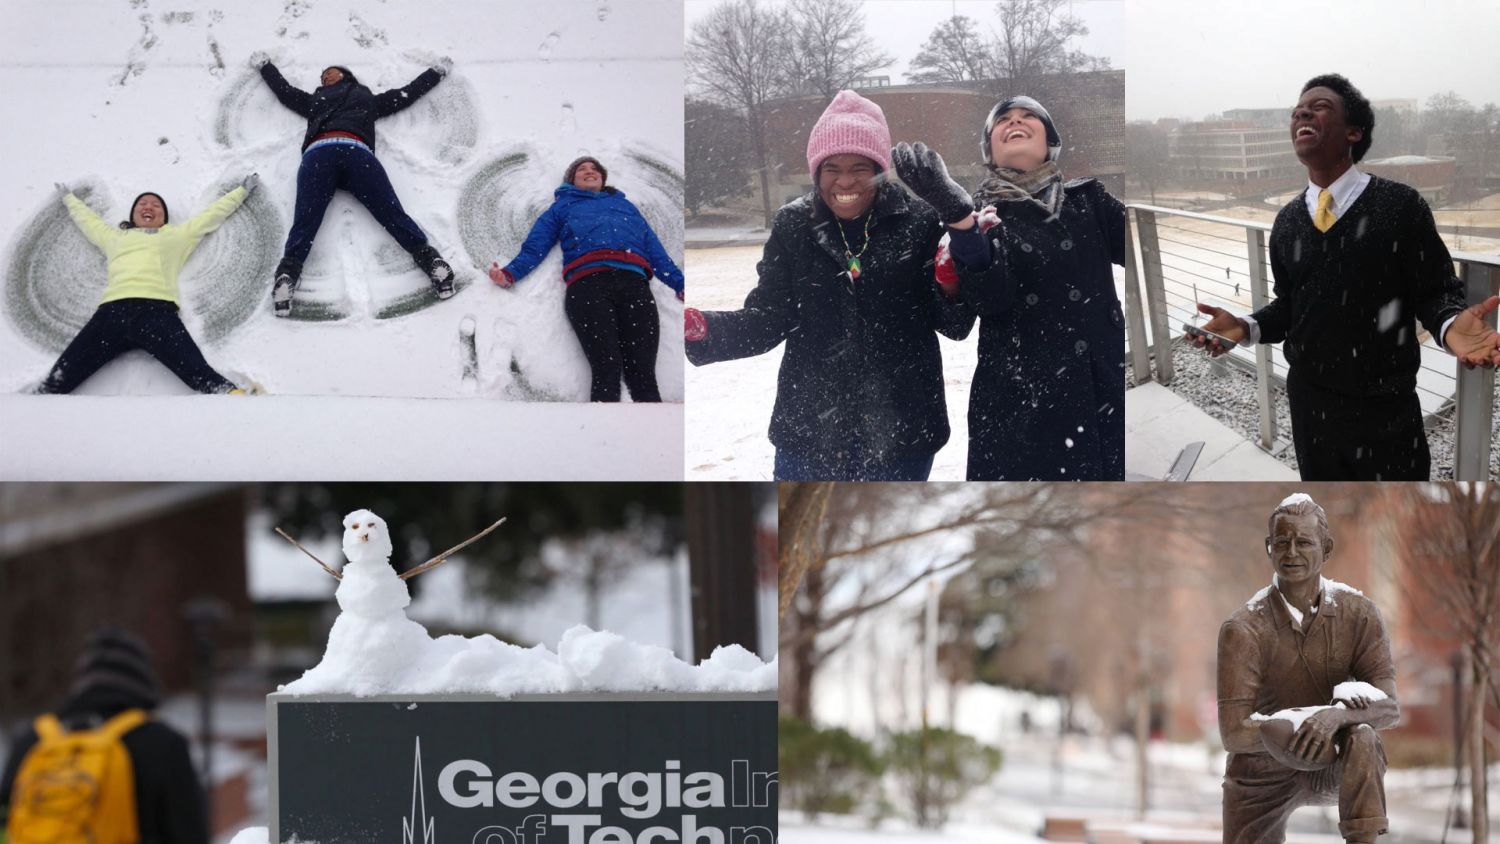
[
  {"x1": 251, "y1": 53, "x2": 457, "y2": 316},
  {"x1": 1193, "y1": 73, "x2": 1500, "y2": 480}
]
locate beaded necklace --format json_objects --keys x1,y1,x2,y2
[{"x1": 836, "y1": 211, "x2": 874, "y2": 280}]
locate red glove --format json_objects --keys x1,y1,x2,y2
[
  {"x1": 685, "y1": 307, "x2": 707, "y2": 342},
  {"x1": 934, "y1": 242, "x2": 960, "y2": 298},
  {"x1": 488, "y1": 262, "x2": 515, "y2": 287}
]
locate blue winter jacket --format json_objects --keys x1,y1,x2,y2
[{"x1": 502, "y1": 185, "x2": 684, "y2": 294}]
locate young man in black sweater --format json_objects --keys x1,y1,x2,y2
[{"x1": 1195, "y1": 73, "x2": 1500, "y2": 480}]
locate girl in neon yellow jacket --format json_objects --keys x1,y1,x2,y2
[{"x1": 38, "y1": 177, "x2": 255, "y2": 394}]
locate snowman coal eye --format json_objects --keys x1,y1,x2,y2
[{"x1": 366, "y1": 522, "x2": 375, "y2": 528}]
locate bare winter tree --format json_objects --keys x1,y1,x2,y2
[
  {"x1": 1398, "y1": 482, "x2": 1500, "y2": 844},
  {"x1": 780, "y1": 0, "x2": 894, "y2": 97},
  {"x1": 1127, "y1": 122, "x2": 1171, "y2": 205},
  {"x1": 994, "y1": 0, "x2": 1108, "y2": 89},
  {"x1": 686, "y1": 0, "x2": 793, "y2": 229},
  {"x1": 908, "y1": 15, "x2": 998, "y2": 84},
  {"x1": 777, "y1": 484, "x2": 1121, "y2": 720}
]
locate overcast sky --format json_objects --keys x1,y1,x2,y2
[
  {"x1": 1128, "y1": 0, "x2": 1500, "y2": 121},
  {"x1": 685, "y1": 0, "x2": 1126, "y2": 85}
]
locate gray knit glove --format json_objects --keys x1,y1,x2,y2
[{"x1": 892, "y1": 142, "x2": 974, "y2": 226}]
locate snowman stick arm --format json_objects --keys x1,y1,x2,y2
[
  {"x1": 399, "y1": 517, "x2": 508, "y2": 581},
  {"x1": 274, "y1": 527, "x2": 343, "y2": 580}
]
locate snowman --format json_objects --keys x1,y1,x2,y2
[{"x1": 291, "y1": 509, "x2": 433, "y2": 695}]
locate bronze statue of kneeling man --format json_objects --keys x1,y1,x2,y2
[{"x1": 1217, "y1": 493, "x2": 1399, "y2": 844}]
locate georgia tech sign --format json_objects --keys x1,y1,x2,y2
[
  {"x1": 428, "y1": 750, "x2": 776, "y2": 843},
  {"x1": 272, "y1": 697, "x2": 778, "y2": 844}
]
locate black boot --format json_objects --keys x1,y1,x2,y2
[
  {"x1": 414, "y1": 247, "x2": 455, "y2": 300},
  {"x1": 272, "y1": 257, "x2": 302, "y2": 318}
]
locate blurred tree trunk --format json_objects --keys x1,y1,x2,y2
[{"x1": 686, "y1": 483, "x2": 758, "y2": 661}]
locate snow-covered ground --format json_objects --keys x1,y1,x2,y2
[{"x1": 0, "y1": 0, "x2": 684, "y2": 478}]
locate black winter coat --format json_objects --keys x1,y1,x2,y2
[
  {"x1": 954, "y1": 178, "x2": 1126, "y2": 480},
  {"x1": 260, "y1": 63, "x2": 443, "y2": 152},
  {"x1": 687, "y1": 183, "x2": 969, "y2": 465},
  {"x1": 0, "y1": 686, "x2": 208, "y2": 844}
]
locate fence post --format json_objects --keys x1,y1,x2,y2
[
  {"x1": 1123, "y1": 210, "x2": 1152, "y2": 383},
  {"x1": 1245, "y1": 228, "x2": 1277, "y2": 451},
  {"x1": 1454, "y1": 262, "x2": 1496, "y2": 481},
  {"x1": 1135, "y1": 208, "x2": 1174, "y2": 384}
]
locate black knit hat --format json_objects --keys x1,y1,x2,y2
[
  {"x1": 119, "y1": 192, "x2": 169, "y2": 230},
  {"x1": 68, "y1": 627, "x2": 162, "y2": 708},
  {"x1": 982, "y1": 95, "x2": 1062, "y2": 167},
  {"x1": 563, "y1": 156, "x2": 608, "y2": 187},
  {"x1": 323, "y1": 65, "x2": 358, "y2": 85}
]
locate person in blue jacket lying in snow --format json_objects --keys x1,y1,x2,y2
[{"x1": 489, "y1": 156, "x2": 684, "y2": 403}]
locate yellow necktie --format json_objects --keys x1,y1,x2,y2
[{"x1": 1314, "y1": 189, "x2": 1336, "y2": 232}]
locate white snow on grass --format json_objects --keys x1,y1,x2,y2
[
  {"x1": 0, "y1": 395, "x2": 682, "y2": 480},
  {"x1": 281, "y1": 510, "x2": 775, "y2": 696},
  {"x1": 0, "y1": 0, "x2": 684, "y2": 477}
]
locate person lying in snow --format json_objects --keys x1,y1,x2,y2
[
  {"x1": 896, "y1": 95, "x2": 1126, "y2": 481},
  {"x1": 684, "y1": 90, "x2": 970, "y2": 481},
  {"x1": 1190, "y1": 73, "x2": 1500, "y2": 481},
  {"x1": 251, "y1": 54, "x2": 456, "y2": 316},
  {"x1": 488, "y1": 156, "x2": 683, "y2": 403},
  {"x1": 35, "y1": 180, "x2": 256, "y2": 395}
]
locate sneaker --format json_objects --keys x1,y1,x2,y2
[
  {"x1": 427, "y1": 258, "x2": 455, "y2": 300},
  {"x1": 272, "y1": 273, "x2": 297, "y2": 317}
]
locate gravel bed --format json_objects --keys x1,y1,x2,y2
[{"x1": 1127, "y1": 340, "x2": 1500, "y2": 479}]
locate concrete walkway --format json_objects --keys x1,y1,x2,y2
[{"x1": 1126, "y1": 382, "x2": 1297, "y2": 481}]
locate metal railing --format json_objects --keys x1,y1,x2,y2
[{"x1": 1125, "y1": 203, "x2": 1499, "y2": 480}]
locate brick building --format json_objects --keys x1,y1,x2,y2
[
  {"x1": 756, "y1": 70, "x2": 1125, "y2": 209},
  {"x1": 1363, "y1": 154, "x2": 1457, "y2": 204}
]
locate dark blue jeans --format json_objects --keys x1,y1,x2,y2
[
  {"x1": 38, "y1": 299, "x2": 236, "y2": 394},
  {"x1": 282, "y1": 142, "x2": 430, "y2": 266},
  {"x1": 773, "y1": 448, "x2": 936, "y2": 481}
]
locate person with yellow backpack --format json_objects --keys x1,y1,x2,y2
[{"x1": 0, "y1": 628, "x2": 207, "y2": 844}]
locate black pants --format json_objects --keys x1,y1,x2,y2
[
  {"x1": 283, "y1": 142, "x2": 430, "y2": 267},
  {"x1": 38, "y1": 299, "x2": 236, "y2": 394},
  {"x1": 563, "y1": 270, "x2": 661, "y2": 402},
  {"x1": 1286, "y1": 367, "x2": 1430, "y2": 481}
]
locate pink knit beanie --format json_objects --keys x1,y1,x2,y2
[{"x1": 805, "y1": 90, "x2": 892, "y2": 182}]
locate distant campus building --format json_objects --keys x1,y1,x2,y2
[{"x1": 754, "y1": 70, "x2": 1125, "y2": 208}]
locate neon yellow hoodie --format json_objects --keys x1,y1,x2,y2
[{"x1": 64, "y1": 186, "x2": 248, "y2": 306}]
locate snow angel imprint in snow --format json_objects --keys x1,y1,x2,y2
[
  {"x1": 904, "y1": 94, "x2": 1126, "y2": 481},
  {"x1": 6, "y1": 178, "x2": 279, "y2": 360},
  {"x1": 275, "y1": 509, "x2": 777, "y2": 696},
  {"x1": 487, "y1": 155, "x2": 684, "y2": 403},
  {"x1": 250, "y1": 55, "x2": 461, "y2": 318},
  {"x1": 20, "y1": 179, "x2": 263, "y2": 395},
  {"x1": 1188, "y1": 73, "x2": 1500, "y2": 481},
  {"x1": 685, "y1": 90, "x2": 972, "y2": 481}
]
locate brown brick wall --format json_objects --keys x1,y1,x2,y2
[
  {"x1": 761, "y1": 71, "x2": 1125, "y2": 201},
  {"x1": 0, "y1": 489, "x2": 252, "y2": 717}
]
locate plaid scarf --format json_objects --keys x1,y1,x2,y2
[{"x1": 973, "y1": 161, "x2": 1064, "y2": 221}]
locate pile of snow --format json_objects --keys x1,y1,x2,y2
[
  {"x1": 227, "y1": 828, "x2": 268, "y2": 844},
  {"x1": 281, "y1": 511, "x2": 775, "y2": 696},
  {"x1": 1249, "y1": 682, "x2": 1388, "y2": 729}
]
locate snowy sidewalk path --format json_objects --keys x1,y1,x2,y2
[
  {"x1": 0, "y1": 395, "x2": 682, "y2": 480},
  {"x1": 1126, "y1": 381, "x2": 1297, "y2": 481}
]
